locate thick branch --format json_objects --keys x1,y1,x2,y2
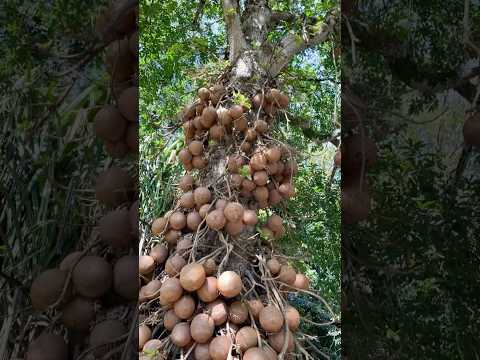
[
  {"x1": 221, "y1": 0, "x2": 248, "y2": 62},
  {"x1": 242, "y1": 0, "x2": 271, "y2": 48},
  {"x1": 269, "y1": 15, "x2": 337, "y2": 77}
]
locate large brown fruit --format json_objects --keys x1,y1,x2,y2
[
  {"x1": 94, "y1": 105, "x2": 127, "y2": 141},
  {"x1": 201, "y1": 106, "x2": 218, "y2": 128},
  {"x1": 198, "y1": 87, "x2": 211, "y2": 101},
  {"x1": 187, "y1": 211, "x2": 203, "y2": 231},
  {"x1": 247, "y1": 299, "x2": 264, "y2": 319},
  {"x1": 191, "y1": 313, "x2": 215, "y2": 343},
  {"x1": 268, "y1": 330, "x2": 295, "y2": 353},
  {"x1": 59, "y1": 252, "x2": 82, "y2": 272},
  {"x1": 242, "y1": 209, "x2": 258, "y2": 225},
  {"x1": 180, "y1": 263, "x2": 206, "y2": 292},
  {"x1": 265, "y1": 147, "x2": 281, "y2": 163},
  {"x1": 99, "y1": 208, "x2": 132, "y2": 249},
  {"x1": 218, "y1": 107, "x2": 232, "y2": 126},
  {"x1": 278, "y1": 182, "x2": 295, "y2": 199},
  {"x1": 209, "y1": 335, "x2": 232, "y2": 360},
  {"x1": 170, "y1": 212, "x2": 187, "y2": 230},
  {"x1": 268, "y1": 189, "x2": 282, "y2": 205},
  {"x1": 192, "y1": 156, "x2": 207, "y2": 169},
  {"x1": 229, "y1": 105, "x2": 244, "y2": 119},
  {"x1": 61, "y1": 297, "x2": 95, "y2": 331},
  {"x1": 72, "y1": 256, "x2": 112, "y2": 298},
  {"x1": 278, "y1": 265, "x2": 296, "y2": 285},
  {"x1": 234, "y1": 116, "x2": 248, "y2": 131},
  {"x1": 254, "y1": 120, "x2": 268, "y2": 134},
  {"x1": 26, "y1": 333, "x2": 68, "y2": 360},
  {"x1": 341, "y1": 133, "x2": 378, "y2": 174},
  {"x1": 463, "y1": 112, "x2": 480, "y2": 146},
  {"x1": 89, "y1": 320, "x2": 127, "y2": 357},
  {"x1": 165, "y1": 255, "x2": 187, "y2": 276},
  {"x1": 235, "y1": 326, "x2": 257, "y2": 352},
  {"x1": 250, "y1": 152, "x2": 267, "y2": 171},
  {"x1": 30, "y1": 269, "x2": 70, "y2": 311},
  {"x1": 164, "y1": 309, "x2": 181, "y2": 331},
  {"x1": 210, "y1": 124, "x2": 225, "y2": 140},
  {"x1": 174, "y1": 294, "x2": 196, "y2": 319},
  {"x1": 285, "y1": 306, "x2": 301, "y2": 331},
  {"x1": 197, "y1": 276, "x2": 219, "y2": 302},
  {"x1": 95, "y1": 166, "x2": 133, "y2": 206},
  {"x1": 227, "y1": 155, "x2": 244, "y2": 173},
  {"x1": 218, "y1": 271, "x2": 242, "y2": 298},
  {"x1": 207, "y1": 300, "x2": 228, "y2": 326},
  {"x1": 179, "y1": 148, "x2": 193, "y2": 164},
  {"x1": 159, "y1": 278, "x2": 183, "y2": 304},
  {"x1": 165, "y1": 229, "x2": 181, "y2": 245},
  {"x1": 171, "y1": 322, "x2": 192, "y2": 348},
  {"x1": 225, "y1": 221, "x2": 245, "y2": 236},
  {"x1": 194, "y1": 342, "x2": 212, "y2": 360},
  {"x1": 253, "y1": 186, "x2": 269, "y2": 202},
  {"x1": 253, "y1": 171, "x2": 268, "y2": 186},
  {"x1": 179, "y1": 174, "x2": 195, "y2": 191},
  {"x1": 194, "y1": 187, "x2": 212, "y2": 206},
  {"x1": 118, "y1": 86, "x2": 138, "y2": 122},
  {"x1": 189, "y1": 140, "x2": 204, "y2": 156},
  {"x1": 266, "y1": 258, "x2": 281, "y2": 275},
  {"x1": 140, "y1": 279, "x2": 162, "y2": 302},
  {"x1": 206, "y1": 209, "x2": 227, "y2": 230},
  {"x1": 229, "y1": 301, "x2": 249, "y2": 325},
  {"x1": 293, "y1": 273, "x2": 310, "y2": 290},
  {"x1": 139, "y1": 255, "x2": 155, "y2": 275},
  {"x1": 179, "y1": 191, "x2": 195, "y2": 209},
  {"x1": 259, "y1": 305, "x2": 284, "y2": 333},
  {"x1": 224, "y1": 202, "x2": 244, "y2": 222},
  {"x1": 151, "y1": 217, "x2": 167, "y2": 235},
  {"x1": 113, "y1": 255, "x2": 139, "y2": 300},
  {"x1": 243, "y1": 348, "x2": 268, "y2": 360}
]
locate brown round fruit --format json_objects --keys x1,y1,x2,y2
[
  {"x1": 242, "y1": 209, "x2": 258, "y2": 226},
  {"x1": 193, "y1": 156, "x2": 207, "y2": 169},
  {"x1": 99, "y1": 208, "x2": 132, "y2": 249},
  {"x1": 203, "y1": 258, "x2": 217, "y2": 276},
  {"x1": 189, "y1": 140, "x2": 204, "y2": 156},
  {"x1": 267, "y1": 215, "x2": 283, "y2": 232},
  {"x1": 224, "y1": 202, "x2": 244, "y2": 222},
  {"x1": 229, "y1": 105, "x2": 244, "y2": 119},
  {"x1": 209, "y1": 335, "x2": 232, "y2": 360},
  {"x1": 26, "y1": 333, "x2": 68, "y2": 360},
  {"x1": 243, "y1": 347, "x2": 268, "y2": 360},
  {"x1": 254, "y1": 120, "x2": 268, "y2": 134},
  {"x1": 94, "y1": 105, "x2": 127, "y2": 142},
  {"x1": 218, "y1": 271, "x2": 242, "y2": 298},
  {"x1": 165, "y1": 255, "x2": 187, "y2": 276},
  {"x1": 118, "y1": 86, "x2": 138, "y2": 122},
  {"x1": 61, "y1": 297, "x2": 95, "y2": 331},
  {"x1": 230, "y1": 174, "x2": 243, "y2": 189},
  {"x1": 259, "y1": 305, "x2": 284, "y2": 333},
  {"x1": 174, "y1": 295, "x2": 196, "y2": 319},
  {"x1": 293, "y1": 273, "x2": 310, "y2": 290},
  {"x1": 285, "y1": 306, "x2": 301, "y2": 331},
  {"x1": 229, "y1": 301, "x2": 249, "y2": 325},
  {"x1": 218, "y1": 107, "x2": 232, "y2": 126},
  {"x1": 179, "y1": 148, "x2": 193, "y2": 164},
  {"x1": 267, "y1": 258, "x2": 281, "y2": 275},
  {"x1": 247, "y1": 299, "x2": 264, "y2": 319},
  {"x1": 268, "y1": 330, "x2": 295, "y2": 353},
  {"x1": 198, "y1": 88, "x2": 211, "y2": 101},
  {"x1": 171, "y1": 322, "x2": 192, "y2": 348},
  {"x1": 139, "y1": 255, "x2": 155, "y2": 275},
  {"x1": 164, "y1": 309, "x2": 181, "y2": 331},
  {"x1": 268, "y1": 189, "x2": 282, "y2": 205},
  {"x1": 242, "y1": 179, "x2": 256, "y2": 192},
  {"x1": 139, "y1": 325, "x2": 152, "y2": 350},
  {"x1": 207, "y1": 300, "x2": 228, "y2": 326},
  {"x1": 215, "y1": 199, "x2": 228, "y2": 210},
  {"x1": 225, "y1": 221, "x2": 245, "y2": 236},
  {"x1": 235, "y1": 326, "x2": 257, "y2": 352},
  {"x1": 179, "y1": 175, "x2": 195, "y2": 192},
  {"x1": 278, "y1": 183, "x2": 295, "y2": 199},
  {"x1": 165, "y1": 229, "x2": 181, "y2": 245},
  {"x1": 151, "y1": 217, "x2": 167, "y2": 235},
  {"x1": 199, "y1": 203, "x2": 212, "y2": 218},
  {"x1": 177, "y1": 237, "x2": 193, "y2": 253},
  {"x1": 140, "y1": 280, "x2": 162, "y2": 301},
  {"x1": 197, "y1": 276, "x2": 219, "y2": 302},
  {"x1": 250, "y1": 152, "x2": 267, "y2": 171},
  {"x1": 191, "y1": 313, "x2": 215, "y2": 343},
  {"x1": 253, "y1": 171, "x2": 268, "y2": 186},
  {"x1": 30, "y1": 269, "x2": 70, "y2": 311},
  {"x1": 265, "y1": 147, "x2": 282, "y2": 163},
  {"x1": 206, "y1": 209, "x2": 227, "y2": 230},
  {"x1": 170, "y1": 212, "x2": 187, "y2": 230},
  {"x1": 234, "y1": 116, "x2": 248, "y2": 132},
  {"x1": 245, "y1": 128, "x2": 257, "y2": 142},
  {"x1": 253, "y1": 187, "x2": 269, "y2": 202},
  {"x1": 210, "y1": 125, "x2": 225, "y2": 140},
  {"x1": 278, "y1": 265, "x2": 296, "y2": 285},
  {"x1": 72, "y1": 256, "x2": 112, "y2": 298},
  {"x1": 194, "y1": 187, "x2": 212, "y2": 206},
  {"x1": 187, "y1": 211, "x2": 203, "y2": 231},
  {"x1": 149, "y1": 244, "x2": 168, "y2": 264},
  {"x1": 59, "y1": 252, "x2": 82, "y2": 272},
  {"x1": 201, "y1": 106, "x2": 218, "y2": 128},
  {"x1": 180, "y1": 263, "x2": 206, "y2": 292},
  {"x1": 194, "y1": 342, "x2": 212, "y2": 360},
  {"x1": 89, "y1": 320, "x2": 126, "y2": 357},
  {"x1": 159, "y1": 277, "x2": 184, "y2": 304},
  {"x1": 113, "y1": 255, "x2": 139, "y2": 300},
  {"x1": 95, "y1": 166, "x2": 133, "y2": 207}
]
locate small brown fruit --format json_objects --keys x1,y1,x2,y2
[
  {"x1": 170, "y1": 212, "x2": 187, "y2": 230},
  {"x1": 250, "y1": 152, "x2": 267, "y2": 171},
  {"x1": 259, "y1": 305, "x2": 284, "y2": 333},
  {"x1": 229, "y1": 105, "x2": 244, "y2": 119},
  {"x1": 191, "y1": 313, "x2": 215, "y2": 343},
  {"x1": 203, "y1": 258, "x2": 217, "y2": 276},
  {"x1": 30, "y1": 269, "x2": 69, "y2": 311},
  {"x1": 159, "y1": 278, "x2": 184, "y2": 304},
  {"x1": 242, "y1": 209, "x2": 258, "y2": 225},
  {"x1": 165, "y1": 229, "x2": 181, "y2": 245},
  {"x1": 89, "y1": 320, "x2": 126, "y2": 357},
  {"x1": 285, "y1": 306, "x2": 300, "y2": 331},
  {"x1": 229, "y1": 301, "x2": 249, "y2": 325},
  {"x1": 151, "y1": 217, "x2": 167, "y2": 235},
  {"x1": 268, "y1": 330, "x2": 295, "y2": 353},
  {"x1": 73, "y1": 256, "x2": 112, "y2": 298},
  {"x1": 225, "y1": 221, "x2": 245, "y2": 236},
  {"x1": 164, "y1": 309, "x2": 181, "y2": 331},
  {"x1": 198, "y1": 88, "x2": 211, "y2": 101},
  {"x1": 206, "y1": 209, "x2": 227, "y2": 230},
  {"x1": 197, "y1": 276, "x2": 219, "y2": 302},
  {"x1": 217, "y1": 271, "x2": 242, "y2": 298},
  {"x1": 201, "y1": 106, "x2": 218, "y2": 128},
  {"x1": 235, "y1": 326, "x2": 257, "y2": 352},
  {"x1": 174, "y1": 295, "x2": 196, "y2": 319},
  {"x1": 207, "y1": 300, "x2": 228, "y2": 326},
  {"x1": 209, "y1": 336, "x2": 232, "y2": 360},
  {"x1": 267, "y1": 258, "x2": 281, "y2": 275},
  {"x1": 150, "y1": 244, "x2": 169, "y2": 264},
  {"x1": 165, "y1": 255, "x2": 187, "y2": 276},
  {"x1": 171, "y1": 322, "x2": 192, "y2": 348},
  {"x1": 61, "y1": 297, "x2": 95, "y2": 331},
  {"x1": 253, "y1": 171, "x2": 268, "y2": 186},
  {"x1": 113, "y1": 255, "x2": 139, "y2": 300},
  {"x1": 254, "y1": 120, "x2": 268, "y2": 134},
  {"x1": 278, "y1": 265, "x2": 296, "y2": 285},
  {"x1": 253, "y1": 187, "x2": 269, "y2": 202},
  {"x1": 180, "y1": 263, "x2": 206, "y2": 292},
  {"x1": 139, "y1": 325, "x2": 152, "y2": 350},
  {"x1": 187, "y1": 211, "x2": 203, "y2": 231},
  {"x1": 26, "y1": 333, "x2": 68, "y2": 360},
  {"x1": 224, "y1": 202, "x2": 244, "y2": 222},
  {"x1": 265, "y1": 147, "x2": 281, "y2": 163},
  {"x1": 293, "y1": 274, "x2": 310, "y2": 290},
  {"x1": 247, "y1": 299, "x2": 264, "y2": 319},
  {"x1": 94, "y1": 105, "x2": 127, "y2": 142},
  {"x1": 179, "y1": 175, "x2": 195, "y2": 191},
  {"x1": 194, "y1": 187, "x2": 212, "y2": 206},
  {"x1": 118, "y1": 86, "x2": 138, "y2": 122}
]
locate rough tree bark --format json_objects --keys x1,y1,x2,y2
[{"x1": 221, "y1": 0, "x2": 337, "y2": 88}]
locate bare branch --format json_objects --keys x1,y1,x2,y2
[
  {"x1": 221, "y1": 0, "x2": 247, "y2": 62},
  {"x1": 268, "y1": 15, "x2": 337, "y2": 77}
]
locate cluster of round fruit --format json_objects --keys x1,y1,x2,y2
[
  {"x1": 340, "y1": 93, "x2": 378, "y2": 224},
  {"x1": 137, "y1": 255, "x2": 310, "y2": 359},
  {"x1": 227, "y1": 146, "x2": 297, "y2": 209},
  {"x1": 94, "y1": 1, "x2": 139, "y2": 159},
  {"x1": 27, "y1": 252, "x2": 138, "y2": 359}
]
